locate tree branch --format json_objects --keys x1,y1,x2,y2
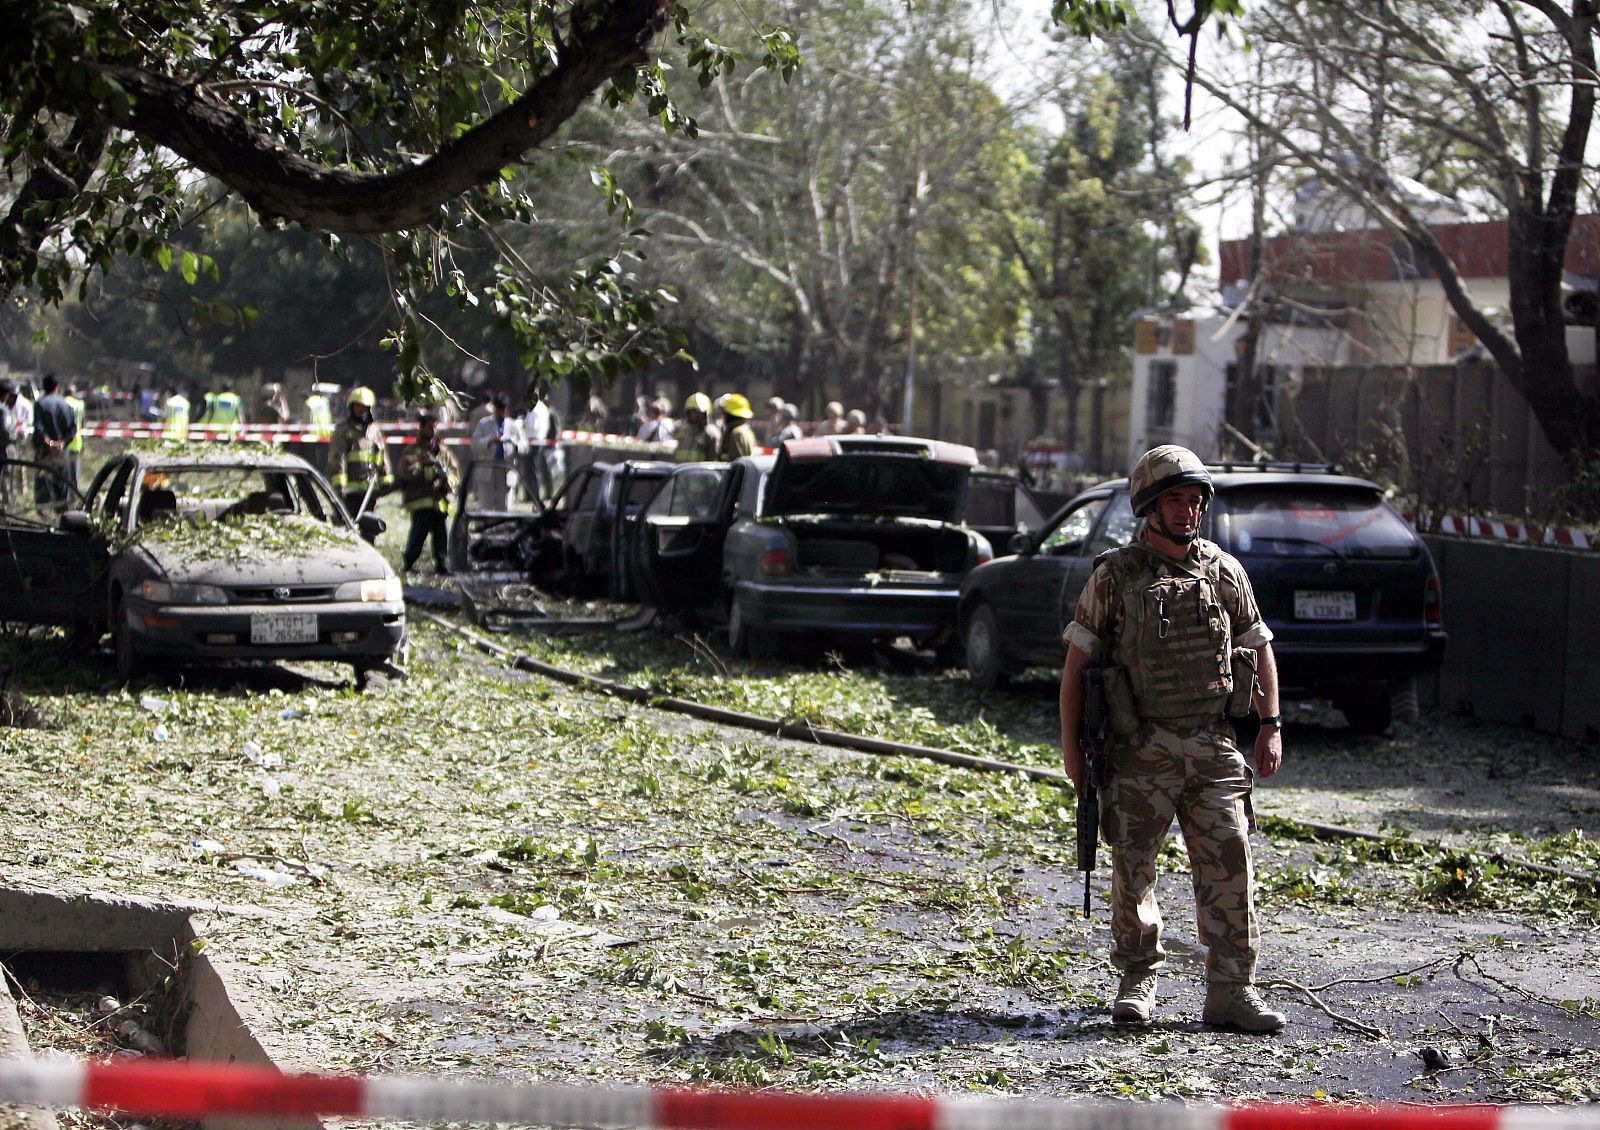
[{"x1": 42, "y1": 0, "x2": 673, "y2": 234}]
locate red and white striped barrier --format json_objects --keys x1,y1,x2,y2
[
  {"x1": 1404, "y1": 512, "x2": 1596, "y2": 551},
  {"x1": 0, "y1": 1056, "x2": 1595, "y2": 1130},
  {"x1": 77, "y1": 423, "x2": 671, "y2": 451}
]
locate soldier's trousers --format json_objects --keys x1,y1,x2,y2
[{"x1": 1101, "y1": 720, "x2": 1258, "y2": 984}]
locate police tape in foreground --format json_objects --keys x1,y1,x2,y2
[{"x1": 0, "y1": 1056, "x2": 1594, "y2": 1130}]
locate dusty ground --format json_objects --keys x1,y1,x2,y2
[{"x1": 1, "y1": 616, "x2": 1597, "y2": 1114}]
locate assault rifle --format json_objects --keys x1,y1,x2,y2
[{"x1": 1077, "y1": 666, "x2": 1111, "y2": 916}]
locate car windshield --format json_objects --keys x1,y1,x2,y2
[
  {"x1": 765, "y1": 457, "x2": 966, "y2": 521},
  {"x1": 133, "y1": 466, "x2": 345, "y2": 530},
  {"x1": 1215, "y1": 486, "x2": 1418, "y2": 559}
]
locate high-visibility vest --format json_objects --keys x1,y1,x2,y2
[
  {"x1": 64, "y1": 395, "x2": 85, "y2": 453},
  {"x1": 163, "y1": 394, "x2": 190, "y2": 440},
  {"x1": 209, "y1": 390, "x2": 243, "y2": 436},
  {"x1": 306, "y1": 394, "x2": 334, "y2": 439},
  {"x1": 330, "y1": 419, "x2": 390, "y2": 490}
]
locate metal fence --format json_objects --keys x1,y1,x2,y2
[{"x1": 1422, "y1": 534, "x2": 1600, "y2": 742}]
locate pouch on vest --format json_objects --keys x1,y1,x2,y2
[
  {"x1": 1227, "y1": 646, "x2": 1259, "y2": 718},
  {"x1": 1103, "y1": 666, "x2": 1140, "y2": 737},
  {"x1": 1121, "y1": 572, "x2": 1231, "y2": 721}
]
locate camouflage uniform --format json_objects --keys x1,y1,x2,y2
[{"x1": 1065, "y1": 535, "x2": 1273, "y2": 985}]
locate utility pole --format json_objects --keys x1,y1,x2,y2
[{"x1": 900, "y1": 41, "x2": 925, "y2": 435}]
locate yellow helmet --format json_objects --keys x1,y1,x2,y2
[
  {"x1": 720, "y1": 393, "x2": 754, "y2": 419},
  {"x1": 684, "y1": 392, "x2": 712, "y2": 415},
  {"x1": 348, "y1": 386, "x2": 377, "y2": 409}
]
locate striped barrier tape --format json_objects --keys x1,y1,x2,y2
[
  {"x1": 0, "y1": 1057, "x2": 1593, "y2": 1130},
  {"x1": 76, "y1": 423, "x2": 671, "y2": 451},
  {"x1": 1403, "y1": 512, "x2": 1595, "y2": 551}
]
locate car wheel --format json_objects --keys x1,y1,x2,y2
[
  {"x1": 112, "y1": 598, "x2": 142, "y2": 681},
  {"x1": 964, "y1": 603, "x2": 1009, "y2": 690},
  {"x1": 727, "y1": 598, "x2": 774, "y2": 660},
  {"x1": 1336, "y1": 684, "x2": 1392, "y2": 736}
]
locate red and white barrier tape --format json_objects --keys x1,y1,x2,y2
[
  {"x1": 77, "y1": 424, "x2": 669, "y2": 450},
  {"x1": 1404, "y1": 512, "x2": 1595, "y2": 550},
  {"x1": 0, "y1": 1057, "x2": 1594, "y2": 1130}
]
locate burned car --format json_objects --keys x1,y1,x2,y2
[
  {"x1": 451, "y1": 458, "x2": 673, "y2": 597},
  {"x1": 632, "y1": 436, "x2": 991, "y2": 658},
  {"x1": 0, "y1": 449, "x2": 404, "y2": 681}
]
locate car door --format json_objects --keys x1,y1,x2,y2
[
  {"x1": 0, "y1": 459, "x2": 110, "y2": 625},
  {"x1": 634, "y1": 464, "x2": 737, "y2": 609},
  {"x1": 1001, "y1": 493, "x2": 1111, "y2": 658}
]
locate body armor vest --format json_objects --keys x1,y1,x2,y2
[{"x1": 1101, "y1": 541, "x2": 1235, "y2": 724}]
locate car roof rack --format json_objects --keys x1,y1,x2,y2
[{"x1": 1207, "y1": 460, "x2": 1343, "y2": 475}]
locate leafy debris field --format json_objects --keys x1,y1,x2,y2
[{"x1": 1, "y1": 613, "x2": 1598, "y2": 1107}]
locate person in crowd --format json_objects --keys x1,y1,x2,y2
[
  {"x1": 32, "y1": 374, "x2": 79, "y2": 509},
  {"x1": 2, "y1": 380, "x2": 34, "y2": 503},
  {"x1": 816, "y1": 401, "x2": 848, "y2": 435},
  {"x1": 162, "y1": 385, "x2": 190, "y2": 442},
  {"x1": 845, "y1": 408, "x2": 868, "y2": 434},
  {"x1": 258, "y1": 382, "x2": 291, "y2": 426},
  {"x1": 674, "y1": 393, "x2": 721, "y2": 463},
  {"x1": 521, "y1": 393, "x2": 561, "y2": 502},
  {"x1": 717, "y1": 394, "x2": 759, "y2": 461},
  {"x1": 772, "y1": 403, "x2": 804, "y2": 445},
  {"x1": 470, "y1": 393, "x2": 519, "y2": 510},
  {"x1": 637, "y1": 399, "x2": 675, "y2": 444},
  {"x1": 63, "y1": 381, "x2": 86, "y2": 489},
  {"x1": 396, "y1": 411, "x2": 459, "y2": 576},
  {"x1": 762, "y1": 396, "x2": 786, "y2": 443},
  {"x1": 197, "y1": 380, "x2": 245, "y2": 437},
  {"x1": 1059, "y1": 445, "x2": 1287, "y2": 1034}
]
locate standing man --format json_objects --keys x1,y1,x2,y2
[
  {"x1": 329, "y1": 386, "x2": 392, "y2": 521},
  {"x1": 2, "y1": 381, "x2": 32, "y2": 503},
  {"x1": 1058, "y1": 445, "x2": 1287, "y2": 1034},
  {"x1": 396, "y1": 411, "x2": 459, "y2": 576},
  {"x1": 674, "y1": 393, "x2": 721, "y2": 462},
  {"x1": 196, "y1": 381, "x2": 245, "y2": 438},
  {"x1": 304, "y1": 384, "x2": 335, "y2": 472},
  {"x1": 771, "y1": 403, "x2": 803, "y2": 445},
  {"x1": 816, "y1": 401, "x2": 848, "y2": 435},
  {"x1": 162, "y1": 385, "x2": 190, "y2": 442},
  {"x1": 32, "y1": 375, "x2": 79, "y2": 509},
  {"x1": 717, "y1": 394, "x2": 758, "y2": 461},
  {"x1": 62, "y1": 381, "x2": 86, "y2": 490},
  {"x1": 469, "y1": 393, "x2": 517, "y2": 510}
]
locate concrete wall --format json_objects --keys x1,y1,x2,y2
[{"x1": 1423, "y1": 535, "x2": 1600, "y2": 741}]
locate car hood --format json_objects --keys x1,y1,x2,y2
[
  {"x1": 129, "y1": 517, "x2": 391, "y2": 586},
  {"x1": 763, "y1": 445, "x2": 970, "y2": 523}
]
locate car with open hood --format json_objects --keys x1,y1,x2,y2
[
  {"x1": 631, "y1": 435, "x2": 991, "y2": 658},
  {"x1": 0, "y1": 448, "x2": 404, "y2": 681}
]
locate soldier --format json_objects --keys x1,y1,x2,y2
[
  {"x1": 1058, "y1": 445, "x2": 1287, "y2": 1034},
  {"x1": 396, "y1": 411, "x2": 458, "y2": 575}
]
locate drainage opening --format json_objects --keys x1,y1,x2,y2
[{"x1": 4, "y1": 947, "x2": 189, "y2": 1061}]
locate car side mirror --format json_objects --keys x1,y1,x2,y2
[
  {"x1": 1007, "y1": 530, "x2": 1033, "y2": 556},
  {"x1": 358, "y1": 512, "x2": 387, "y2": 539},
  {"x1": 59, "y1": 510, "x2": 92, "y2": 535}
]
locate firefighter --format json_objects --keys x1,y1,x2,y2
[
  {"x1": 329, "y1": 386, "x2": 392, "y2": 528},
  {"x1": 396, "y1": 411, "x2": 459, "y2": 575}
]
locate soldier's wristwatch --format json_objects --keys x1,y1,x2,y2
[{"x1": 1259, "y1": 713, "x2": 1284, "y2": 730}]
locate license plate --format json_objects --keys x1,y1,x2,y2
[
  {"x1": 251, "y1": 611, "x2": 318, "y2": 644},
  {"x1": 1294, "y1": 590, "x2": 1356, "y2": 621}
]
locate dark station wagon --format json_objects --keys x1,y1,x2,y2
[
  {"x1": 958, "y1": 463, "x2": 1446, "y2": 733},
  {"x1": 630, "y1": 436, "x2": 993, "y2": 658}
]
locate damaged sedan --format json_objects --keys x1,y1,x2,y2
[{"x1": 0, "y1": 448, "x2": 405, "y2": 683}]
